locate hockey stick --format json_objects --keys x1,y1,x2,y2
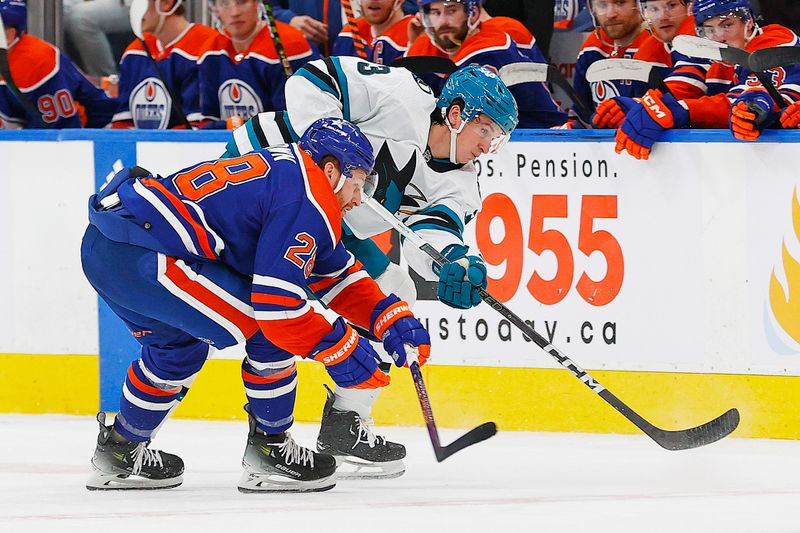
[
  {"x1": 585, "y1": 58, "x2": 671, "y2": 93},
  {"x1": 362, "y1": 196, "x2": 740, "y2": 451},
  {"x1": 350, "y1": 324, "x2": 497, "y2": 462},
  {"x1": 129, "y1": 0, "x2": 193, "y2": 128},
  {"x1": 261, "y1": 1, "x2": 293, "y2": 78},
  {"x1": 749, "y1": 46, "x2": 800, "y2": 72},
  {"x1": 390, "y1": 55, "x2": 458, "y2": 75},
  {"x1": 498, "y1": 62, "x2": 595, "y2": 127},
  {"x1": 672, "y1": 35, "x2": 788, "y2": 108},
  {"x1": 0, "y1": 16, "x2": 47, "y2": 127}
]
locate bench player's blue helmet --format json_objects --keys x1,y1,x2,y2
[
  {"x1": 299, "y1": 118, "x2": 377, "y2": 196},
  {"x1": 693, "y1": 0, "x2": 753, "y2": 24},
  {"x1": 437, "y1": 64, "x2": 518, "y2": 153},
  {"x1": 0, "y1": 0, "x2": 27, "y2": 34}
]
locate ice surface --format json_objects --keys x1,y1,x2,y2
[{"x1": 1, "y1": 414, "x2": 798, "y2": 532}]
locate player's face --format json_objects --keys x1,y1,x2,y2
[
  {"x1": 336, "y1": 169, "x2": 368, "y2": 214},
  {"x1": 591, "y1": 0, "x2": 643, "y2": 41},
  {"x1": 3, "y1": 25, "x2": 16, "y2": 44},
  {"x1": 215, "y1": 0, "x2": 260, "y2": 40},
  {"x1": 424, "y1": 2, "x2": 471, "y2": 53},
  {"x1": 362, "y1": 0, "x2": 402, "y2": 26},
  {"x1": 456, "y1": 114, "x2": 505, "y2": 163},
  {"x1": 699, "y1": 14, "x2": 751, "y2": 49},
  {"x1": 141, "y1": 0, "x2": 162, "y2": 33},
  {"x1": 641, "y1": 0, "x2": 687, "y2": 42}
]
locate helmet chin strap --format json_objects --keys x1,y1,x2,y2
[
  {"x1": 333, "y1": 173, "x2": 347, "y2": 193},
  {"x1": 443, "y1": 108, "x2": 467, "y2": 164},
  {"x1": 154, "y1": 0, "x2": 182, "y2": 35}
]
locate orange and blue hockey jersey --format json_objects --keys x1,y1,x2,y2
[
  {"x1": 682, "y1": 25, "x2": 800, "y2": 128},
  {"x1": 0, "y1": 33, "x2": 116, "y2": 128},
  {"x1": 406, "y1": 27, "x2": 567, "y2": 128},
  {"x1": 633, "y1": 16, "x2": 731, "y2": 100},
  {"x1": 481, "y1": 16, "x2": 541, "y2": 63},
  {"x1": 197, "y1": 23, "x2": 319, "y2": 122},
  {"x1": 89, "y1": 145, "x2": 387, "y2": 357},
  {"x1": 573, "y1": 28, "x2": 651, "y2": 121},
  {"x1": 113, "y1": 24, "x2": 217, "y2": 129},
  {"x1": 332, "y1": 15, "x2": 413, "y2": 65}
]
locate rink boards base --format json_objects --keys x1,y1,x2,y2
[{"x1": 1, "y1": 352, "x2": 796, "y2": 440}]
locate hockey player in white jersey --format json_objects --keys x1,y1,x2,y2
[{"x1": 224, "y1": 57, "x2": 518, "y2": 479}]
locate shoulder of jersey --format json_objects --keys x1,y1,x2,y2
[
  {"x1": 274, "y1": 21, "x2": 314, "y2": 55},
  {"x1": 634, "y1": 34, "x2": 669, "y2": 62},
  {"x1": 482, "y1": 16, "x2": 534, "y2": 46},
  {"x1": 7, "y1": 34, "x2": 60, "y2": 91},
  {"x1": 406, "y1": 33, "x2": 444, "y2": 57},
  {"x1": 294, "y1": 148, "x2": 343, "y2": 244},
  {"x1": 748, "y1": 24, "x2": 800, "y2": 51},
  {"x1": 453, "y1": 27, "x2": 515, "y2": 63},
  {"x1": 122, "y1": 33, "x2": 159, "y2": 58},
  {"x1": 578, "y1": 30, "x2": 614, "y2": 56},
  {"x1": 173, "y1": 24, "x2": 219, "y2": 58},
  {"x1": 380, "y1": 15, "x2": 413, "y2": 47}
]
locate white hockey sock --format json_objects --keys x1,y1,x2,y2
[{"x1": 333, "y1": 386, "x2": 381, "y2": 419}]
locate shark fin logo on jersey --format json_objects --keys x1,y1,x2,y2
[
  {"x1": 591, "y1": 81, "x2": 620, "y2": 104},
  {"x1": 130, "y1": 77, "x2": 171, "y2": 129},
  {"x1": 219, "y1": 80, "x2": 262, "y2": 120}
]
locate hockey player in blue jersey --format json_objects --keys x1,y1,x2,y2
[
  {"x1": 81, "y1": 117, "x2": 431, "y2": 492},
  {"x1": 406, "y1": 0, "x2": 567, "y2": 128},
  {"x1": 197, "y1": 0, "x2": 319, "y2": 126},
  {"x1": 113, "y1": 0, "x2": 217, "y2": 129},
  {"x1": 223, "y1": 58, "x2": 517, "y2": 479},
  {"x1": 0, "y1": 0, "x2": 117, "y2": 128}
]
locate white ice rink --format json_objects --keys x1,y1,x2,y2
[{"x1": 1, "y1": 414, "x2": 799, "y2": 533}]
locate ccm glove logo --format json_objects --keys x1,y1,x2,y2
[{"x1": 642, "y1": 94, "x2": 667, "y2": 120}]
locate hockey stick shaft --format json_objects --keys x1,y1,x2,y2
[
  {"x1": 0, "y1": 17, "x2": 47, "y2": 127},
  {"x1": 363, "y1": 197, "x2": 739, "y2": 450},
  {"x1": 262, "y1": 1, "x2": 293, "y2": 78}
]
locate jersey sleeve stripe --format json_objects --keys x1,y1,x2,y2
[
  {"x1": 252, "y1": 275, "x2": 307, "y2": 298},
  {"x1": 320, "y1": 270, "x2": 369, "y2": 305},
  {"x1": 327, "y1": 57, "x2": 351, "y2": 121},
  {"x1": 132, "y1": 179, "x2": 201, "y2": 257},
  {"x1": 254, "y1": 305, "x2": 312, "y2": 320},
  {"x1": 140, "y1": 178, "x2": 218, "y2": 259},
  {"x1": 251, "y1": 292, "x2": 305, "y2": 308},
  {"x1": 296, "y1": 63, "x2": 340, "y2": 99},
  {"x1": 233, "y1": 124, "x2": 256, "y2": 155},
  {"x1": 275, "y1": 111, "x2": 300, "y2": 142}
]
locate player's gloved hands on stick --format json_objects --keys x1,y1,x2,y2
[
  {"x1": 434, "y1": 244, "x2": 487, "y2": 310},
  {"x1": 593, "y1": 96, "x2": 639, "y2": 129},
  {"x1": 730, "y1": 90, "x2": 780, "y2": 141},
  {"x1": 615, "y1": 89, "x2": 689, "y2": 160},
  {"x1": 779, "y1": 100, "x2": 800, "y2": 129},
  {"x1": 309, "y1": 318, "x2": 389, "y2": 389},
  {"x1": 371, "y1": 295, "x2": 431, "y2": 367}
]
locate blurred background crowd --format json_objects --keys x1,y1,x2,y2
[{"x1": 1, "y1": 0, "x2": 799, "y2": 149}]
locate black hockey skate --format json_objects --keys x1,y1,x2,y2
[
  {"x1": 316, "y1": 385, "x2": 406, "y2": 480},
  {"x1": 86, "y1": 412, "x2": 184, "y2": 491},
  {"x1": 238, "y1": 411, "x2": 336, "y2": 493}
]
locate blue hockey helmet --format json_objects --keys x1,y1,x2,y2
[
  {"x1": 692, "y1": 0, "x2": 753, "y2": 24},
  {"x1": 437, "y1": 64, "x2": 518, "y2": 152},
  {"x1": 299, "y1": 118, "x2": 377, "y2": 196},
  {"x1": 0, "y1": 0, "x2": 27, "y2": 34}
]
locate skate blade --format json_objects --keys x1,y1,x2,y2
[
  {"x1": 86, "y1": 471, "x2": 183, "y2": 491},
  {"x1": 237, "y1": 471, "x2": 336, "y2": 493},
  {"x1": 333, "y1": 456, "x2": 405, "y2": 480}
]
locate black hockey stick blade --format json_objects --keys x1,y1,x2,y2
[
  {"x1": 642, "y1": 407, "x2": 740, "y2": 451},
  {"x1": 434, "y1": 421, "x2": 497, "y2": 462},
  {"x1": 391, "y1": 55, "x2": 458, "y2": 75},
  {"x1": 749, "y1": 46, "x2": 800, "y2": 72}
]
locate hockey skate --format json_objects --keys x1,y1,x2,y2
[
  {"x1": 316, "y1": 385, "x2": 406, "y2": 480},
  {"x1": 86, "y1": 412, "x2": 184, "y2": 491},
  {"x1": 238, "y1": 413, "x2": 337, "y2": 493}
]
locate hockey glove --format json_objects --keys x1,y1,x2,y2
[
  {"x1": 730, "y1": 90, "x2": 780, "y2": 141},
  {"x1": 615, "y1": 89, "x2": 689, "y2": 160},
  {"x1": 779, "y1": 100, "x2": 800, "y2": 129},
  {"x1": 593, "y1": 97, "x2": 639, "y2": 129},
  {"x1": 371, "y1": 294, "x2": 431, "y2": 367},
  {"x1": 309, "y1": 318, "x2": 389, "y2": 389},
  {"x1": 433, "y1": 244, "x2": 488, "y2": 310}
]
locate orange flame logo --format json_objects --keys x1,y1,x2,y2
[{"x1": 769, "y1": 187, "x2": 800, "y2": 344}]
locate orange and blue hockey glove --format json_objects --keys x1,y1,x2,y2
[
  {"x1": 309, "y1": 318, "x2": 390, "y2": 389},
  {"x1": 371, "y1": 295, "x2": 431, "y2": 367},
  {"x1": 615, "y1": 89, "x2": 689, "y2": 160},
  {"x1": 593, "y1": 96, "x2": 639, "y2": 129},
  {"x1": 779, "y1": 100, "x2": 800, "y2": 129},
  {"x1": 730, "y1": 90, "x2": 779, "y2": 141}
]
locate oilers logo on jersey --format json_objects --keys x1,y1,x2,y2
[
  {"x1": 130, "y1": 77, "x2": 172, "y2": 129},
  {"x1": 591, "y1": 80, "x2": 622, "y2": 104},
  {"x1": 218, "y1": 80, "x2": 263, "y2": 120}
]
